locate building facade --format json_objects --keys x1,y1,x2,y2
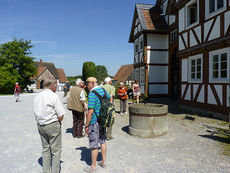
[{"x1": 129, "y1": 0, "x2": 230, "y2": 116}]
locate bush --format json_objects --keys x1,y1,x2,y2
[{"x1": 82, "y1": 62, "x2": 96, "y2": 81}]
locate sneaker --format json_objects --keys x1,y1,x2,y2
[
  {"x1": 120, "y1": 112, "x2": 123, "y2": 114},
  {"x1": 83, "y1": 166, "x2": 96, "y2": 173},
  {"x1": 97, "y1": 161, "x2": 106, "y2": 168},
  {"x1": 124, "y1": 112, "x2": 128, "y2": 114}
]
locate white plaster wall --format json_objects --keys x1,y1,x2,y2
[
  {"x1": 208, "y1": 16, "x2": 220, "y2": 41},
  {"x1": 147, "y1": 49, "x2": 150, "y2": 64},
  {"x1": 182, "y1": 32, "x2": 188, "y2": 48},
  {"x1": 149, "y1": 51, "x2": 168, "y2": 64},
  {"x1": 148, "y1": 66, "x2": 168, "y2": 82},
  {"x1": 208, "y1": 85, "x2": 217, "y2": 105},
  {"x1": 179, "y1": 36, "x2": 185, "y2": 50},
  {"x1": 193, "y1": 84, "x2": 199, "y2": 100},
  {"x1": 194, "y1": 25, "x2": 201, "y2": 43},
  {"x1": 149, "y1": 84, "x2": 168, "y2": 94},
  {"x1": 190, "y1": 30, "x2": 198, "y2": 47},
  {"x1": 214, "y1": 85, "x2": 222, "y2": 105},
  {"x1": 162, "y1": 0, "x2": 168, "y2": 15},
  {"x1": 169, "y1": 15, "x2": 175, "y2": 25},
  {"x1": 147, "y1": 34, "x2": 168, "y2": 49},
  {"x1": 184, "y1": 85, "x2": 191, "y2": 101},
  {"x1": 227, "y1": 85, "x2": 229, "y2": 107},
  {"x1": 179, "y1": 8, "x2": 185, "y2": 32},
  {"x1": 197, "y1": 85, "x2": 204, "y2": 103},
  {"x1": 181, "y1": 59, "x2": 188, "y2": 82},
  {"x1": 140, "y1": 52, "x2": 144, "y2": 62},
  {"x1": 225, "y1": 11, "x2": 230, "y2": 34},
  {"x1": 204, "y1": 19, "x2": 213, "y2": 41},
  {"x1": 135, "y1": 54, "x2": 138, "y2": 63},
  {"x1": 181, "y1": 84, "x2": 186, "y2": 97}
]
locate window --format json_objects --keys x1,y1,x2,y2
[
  {"x1": 139, "y1": 36, "x2": 144, "y2": 51},
  {"x1": 212, "y1": 53, "x2": 227, "y2": 79},
  {"x1": 188, "y1": 54, "x2": 203, "y2": 82},
  {"x1": 134, "y1": 40, "x2": 138, "y2": 54},
  {"x1": 187, "y1": 1, "x2": 198, "y2": 26},
  {"x1": 209, "y1": 0, "x2": 224, "y2": 13},
  {"x1": 209, "y1": 48, "x2": 229, "y2": 82},
  {"x1": 191, "y1": 58, "x2": 201, "y2": 79},
  {"x1": 170, "y1": 30, "x2": 177, "y2": 43}
]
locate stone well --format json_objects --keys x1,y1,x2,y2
[{"x1": 128, "y1": 103, "x2": 168, "y2": 138}]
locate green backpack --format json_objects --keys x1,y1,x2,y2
[{"x1": 92, "y1": 88, "x2": 115, "y2": 128}]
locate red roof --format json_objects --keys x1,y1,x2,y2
[{"x1": 56, "y1": 68, "x2": 67, "y2": 83}]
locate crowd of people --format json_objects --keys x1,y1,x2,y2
[{"x1": 33, "y1": 77, "x2": 141, "y2": 173}]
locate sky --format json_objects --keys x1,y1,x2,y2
[{"x1": 0, "y1": 0, "x2": 156, "y2": 76}]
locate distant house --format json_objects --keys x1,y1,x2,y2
[
  {"x1": 113, "y1": 64, "x2": 134, "y2": 87},
  {"x1": 56, "y1": 68, "x2": 68, "y2": 90},
  {"x1": 30, "y1": 59, "x2": 67, "y2": 90}
]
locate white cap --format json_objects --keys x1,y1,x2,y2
[{"x1": 104, "y1": 77, "x2": 112, "y2": 83}]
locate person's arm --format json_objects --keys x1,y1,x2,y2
[
  {"x1": 85, "y1": 108, "x2": 94, "y2": 134},
  {"x1": 58, "y1": 115, "x2": 64, "y2": 122}
]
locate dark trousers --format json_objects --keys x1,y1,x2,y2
[
  {"x1": 120, "y1": 99, "x2": 127, "y2": 113},
  {"x1": 72, "y1": 110, "x2": 84, "y2": 138}
]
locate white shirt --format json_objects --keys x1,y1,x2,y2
[
  {"x1": 80, "y1": 90, "x2": 86, "y2": 101},
  {"x1": 34, "y1": 89, "x2": 65, "y2": 125}
]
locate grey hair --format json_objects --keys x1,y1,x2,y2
[
  {"x1": 75, "y1": 78, "x2": 82, "y2": 86},
  {"x1": 43, "y1": 79, "x2": 57, "y2": 88}
]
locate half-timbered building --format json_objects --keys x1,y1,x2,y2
[
  {"x1": 177, "y1": 0, "x2": 230, "y2": 115},
  {"x1": 129, "y1": 0, "x2": 230, "y2": 116}
]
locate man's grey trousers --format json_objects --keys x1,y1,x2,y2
[{"x1": 38, "y1": 121, "x2": 62, "y2": 173}]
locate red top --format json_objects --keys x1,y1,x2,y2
[
  {"x1": 117, "y1": 86, "x2": 128, "y2": 100},
  {"x1": 15, "y1": 85, "x2": 21, "y2": 93}
]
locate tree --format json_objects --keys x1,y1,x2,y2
[
  {"x1": 0, "y1": 38, "x2": 37, "y2": 93},
  {"x1": 96, "y1": 65, "x2": 108, "y2": 83},
  {"x1": 82, "y1": 62, "x2": 96, "y2": 81},
  {"x1": 67, "y1": 75, "x2": 82, "y2": 86}
]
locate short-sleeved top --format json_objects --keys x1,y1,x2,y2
[
  {"x1": 103, "y1": 84, "x2": 115, "y2": 96},
  {"x1": 88, "y1": 86, "x2": 110, "y2": 125},
  {"x1": 34, "y1": 89, "x2": 65, "y2": 125}
]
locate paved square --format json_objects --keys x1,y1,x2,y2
[{"x1": 0, "y1": 92, "x2": 229, "y2": 173}]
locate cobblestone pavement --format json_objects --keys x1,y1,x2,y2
[{"x1": 0, "y1": 92, "x2": 230, "y2": 173}]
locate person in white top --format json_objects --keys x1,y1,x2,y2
[{"x1": 34, "y1": 79, "x2": 65, "y2": 173}]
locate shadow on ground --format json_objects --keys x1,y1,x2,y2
[
  {"x1": 38, "y1": 157, "x2": 64, "y2": 167},
  {"x1": 121, "y1": 126, "x2": 129, "y2": 134},
  {"x1": 65, "y1": 128, "x2": 73, "y2": 136},
  {"x1": 75, "y1": 147, "x2": 102, "y2": 166},
  {"x1": 199, "y1": 135, "x2": 230, "y2": 144}
]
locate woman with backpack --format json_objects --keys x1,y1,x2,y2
[{"x1": 117, "y1": 82, "x2": 128, "y2": 114}]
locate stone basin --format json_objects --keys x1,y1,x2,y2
[{"x1": 128, "y1": 103, "x2": 168, "y2": 138}]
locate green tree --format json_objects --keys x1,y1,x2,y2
[
  {"x1": 0, "y1": 64, "x2": 18, "y2": 94},
  {"x1": 82, "y1": 62, "x2": 96, "y2": 81},
  {"x1": 0, "y1": 38, "x2": 37, "y2": 93},
  {"x1": 96, "y1": 65, "x2": 108, "y2": 83},
  {"x1": 67, "y1": 75, "x2": 82, "y2": 86}
]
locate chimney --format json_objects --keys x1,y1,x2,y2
[{"x1": 40, "y1": 59, "x2": 42, "y2": 67}]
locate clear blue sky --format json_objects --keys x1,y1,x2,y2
[{"x1": 0, "y1": 0, "x2": 156, "y2": 76}]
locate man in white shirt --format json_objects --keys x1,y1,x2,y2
[{"x1": 34, "y1": 79, "x2": 65, "y2": 173}]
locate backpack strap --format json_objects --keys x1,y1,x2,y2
[{"x1": 91, "y1": 88, "x2": 107, "y2": 103}]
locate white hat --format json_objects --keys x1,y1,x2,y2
[{"x1": 104, "y1": 77, "x2": 112, "y2": 83}]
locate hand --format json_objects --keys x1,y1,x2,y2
[{"x1": 85, "y1": 126, "x2": 89, "y2": 135}]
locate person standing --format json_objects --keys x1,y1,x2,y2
[
  {"x1": 67, "y1": 78, "x2": 87, "y2": 138},
  {"x1": 132, "y1": 80, "x2": 141, "y2": 104},
  {"x1": 117, "y1": 82, "x2": 128, "y2": 114},
  {"x1": 14, "y1": 82, "x2": 21, "y2": 102},
  {"x1": 84, "y1": 77, "x2": 110, "y2": 173},
  {"x1": 63, "y1": 81, "x2": 70, "y2": 97},
  {"x1": 34, "y1": 79, "x2": 65, "y2": 173},
  {"x1": 103, "y1": 77, "x2": 115, "y2": 141}
]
